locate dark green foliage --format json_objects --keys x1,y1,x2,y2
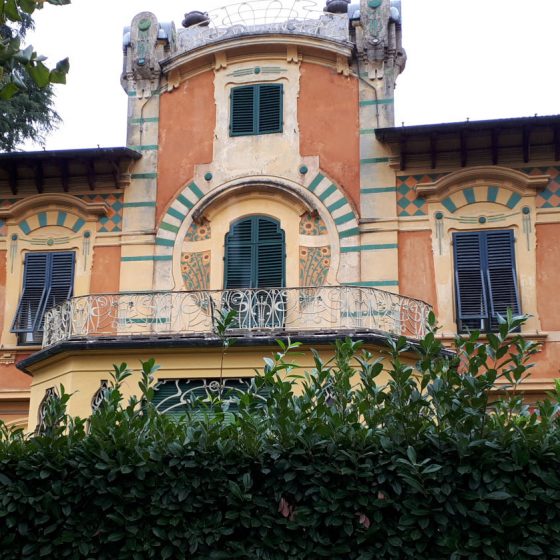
[
  {"x1": 0, "y1": 6, "x2": 60, "y2": 150},
  {"x1": 0, "y1": 69, "x2": 60, "y2": 150},
  {"x1": 0, "y1": 0, "x2": 70, "y2": 99},
  {"x1": 1, "y1": 313, "x2": 560, "y2": 559}
]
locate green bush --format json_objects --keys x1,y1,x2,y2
[{"x1": 1, "y1": 313, "x2": 560, "y2": 559}]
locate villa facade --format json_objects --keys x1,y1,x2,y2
[{"x1": 0, "y1": 0, "x2": 558, "y2": 430}]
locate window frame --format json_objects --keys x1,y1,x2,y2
[
  {"x1": 229, "y1": 83, "x2": 284, "y2": 137},
  {"x1": 11, "y1": 251, "x2": 75, "y2": 345},
  {"x1": 224, "y1": 216, "x2": 286, "y2": 290},
  {"x1": 453, "y1": 230, "x2": 521, "y2": 333}
]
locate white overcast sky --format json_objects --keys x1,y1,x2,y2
[{"x1": 24, "y1": 0, "x2": 560, "y2": 150}]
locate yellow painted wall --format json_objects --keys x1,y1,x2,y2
[{"x1": 24, "y1": 343, "x2": 418, "y2": 431}]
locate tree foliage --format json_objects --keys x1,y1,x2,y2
[
  {"x1": 1, "y1": 313, "x2": 560, "y2": 558},
  {"x1": 0, "y1": 0, "x2": 70, "y2": 100},
  {"x1": 0, "y1": 67, "x2": 59, "y2": 150},
  {"x1": 0, "y1": 0, "x2": 62, "y2": 149}
]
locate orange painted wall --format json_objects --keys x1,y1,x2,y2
[
  {"x1": 536, "y1": 223, "x2": 560, "y2": 331},
  {"x1": 0, "y1": 362, "x2": 31, "y2": 391},
  {"x1": 299, "y1": 63, "x2": 360, "y2": 213},
  {"x1": 0, "y1": 252, "x2": 27, "y2": 394},
  {"x1": 157, "y1": 71, "x2": 216, "y2": 222},
  {"x1": 90, "y1": 246, "x2": 121, "y2": 294},
  {"x1": 528, "y1": 341, "x2": 560, "y2": 380},
  {"x1": 0, "y1": 399, "x2": 29, "y2": 426},
  {"x1": 398, "y1": 231, "x2": 438, "y2": 310}
]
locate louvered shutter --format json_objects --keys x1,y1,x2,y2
[
  {"x1": 256, "y1": 217, "x2": 284, "y2": 288},
  {"x1": 230, "y1": 84, "x2": 283, "y2": 137},
  {"x1": 258, "y1": 84, "x2": 283, "y2": 134},
  {"x1": 12, "y1": 253, "x2": 49, "y2": 333},
  {"x1": 225, "y1": 217, "x2": 285, "y2": 289},
  {"x1": 230, "y1": 86, "x2": 255, "y2": 136},
  {"x1": 225, "y1": 219, "x2": 254, "y2": 289},
  {"x1": 41, "y1": 253, "x2": 75, "y2": 329},
  {"x1": 12, "y1": 252, "x2": 75, "y2": 338},
  {"x1": 453, "y1": 232, "x2": 489, "y2": 331},
  {"x1": 485, "y1": 230, "x2": 520, "y2": 329}
]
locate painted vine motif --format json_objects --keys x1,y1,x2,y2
[
  {"x1": 300, "y1": 246, "x2": 331, "y2": 287},
  {"x1": 299, "y1": 213, "x2": 327, "y2": 236},
  {"x1": 181, "y1": 251, "x2": 211, "y2": 291},
  {"x1": 185, "y1": 220, "x2": 211, "y2": 242}
]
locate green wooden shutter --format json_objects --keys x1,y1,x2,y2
[
  {"x1": 12, "y1": 253, "x2": 49, "y2": 334},
  {"x1": 258, "y1": 84, "x2": 283, "y2": 134},
  {"x1": 453, "y1": 232, "x2": 489, "y2": 331},
  {"x1": 224, "y1": 217, "x2": 285, "y2": 289},
  {"x1": 230, "y1": 86, "x2": 255, "y2": 136},
  {"x1": 230, "y1": 84, "x2": 283, "y2": 137},
  {"x1": 41, "y1": 252, "x2": 75, "y2": 329},
  {"x1": 12, "y1": 252, "x2": 75, "y2": 339},
  {"x1": 485, "y1": 230, "x2": 520, "y2": 330},
  {"x1": 256, "y1": 217, "x2": 285, "y2": 288},
  {"x1": 225, "y1": 219, "x2": 254, "y2": 289},
  {"x1": 454, "y1": 231, "x2": 520, "y2": 332}
]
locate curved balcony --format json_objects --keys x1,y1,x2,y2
[
  {"x1": 177, "y1": 0, "x2": 350, "y2": 53},
  {"x1": 42, "y1": 286, "x2": 432, "y2": 349}
]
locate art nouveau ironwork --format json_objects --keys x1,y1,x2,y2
[
  {"x1": 177, "y1": 0, "x2": 350, "y2": 52},
  {"x1": 36, "y1": 387, "x2": 60, "y2": 435},
  {"x1": 91, "y1": 380, "x2": 110, "y2": 413},
  {"x1": 43, "y1": 286, "x2": 431, "y2": 348},
  {"x1": 153, "y1": 378, "x2": 258, "y2": 416}
]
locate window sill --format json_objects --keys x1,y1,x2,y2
[
  {"x1": 437, "y1": 331, "x2": 549, "y2": 344},
  {"x1": 2, "y1": 345, "x2": 43, "y2": 352}
]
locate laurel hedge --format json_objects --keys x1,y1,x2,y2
[{"x1": 1, "y1": 313, "x2": 560, "y2": 559}]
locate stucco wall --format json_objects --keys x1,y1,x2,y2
[
  {"x1": 398, "y1": 231, "x2": 438, "y2": 310},
  {"x1": 298, "y1": 63, "x2": 360, "y2": 213},
  {"x1": 157, "y1": 71, "x2": 216, "y2": 223},
  {"x1": 90, "y1": 246, "x2": 122, "y2": 294},
  {"x1": 536, "y1": 223, "x2": 560, "y2": 331},
  {"x1": 530, "y1": 340, "x2": 560, "y2": 380}
]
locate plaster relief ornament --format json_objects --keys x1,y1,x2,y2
[
  {"x1": 129, "y1": 12, "x2": 160, "y2": 97},
  {"x1": 360, "y1": 0, "x2": 390, "y2": 63},
  {"x1": 359, "y1": 0, "x2": 406, "y2": 81}
]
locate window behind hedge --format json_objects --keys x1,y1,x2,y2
[
  {"x1": 230, "y1": 84, "x2": 283, "y2": 136},
  {"x1": 152, "y1": 378, "x2": 267, "y2": 419}
]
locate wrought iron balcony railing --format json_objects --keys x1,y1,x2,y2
[
  {"x1": 42, "y1": 286, "x2": 432, "y2": 349},
  {"x1": 177, "y1": 0, "x2": 350, "y2": 53}
]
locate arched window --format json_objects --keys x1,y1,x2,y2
[
  {"x1": 224, "y1": 216, "x2": 285, "y2": 290},
  {"x1": 223, "y1": 216, "x2": 285, "y2": 329},
  {"x1": 36, "y1": 387, "x2": 59, "y2": 435}
]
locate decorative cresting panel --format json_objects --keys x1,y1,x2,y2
[{"x1": 42, "y1": 286, "x2": 431, "y2": 347}]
